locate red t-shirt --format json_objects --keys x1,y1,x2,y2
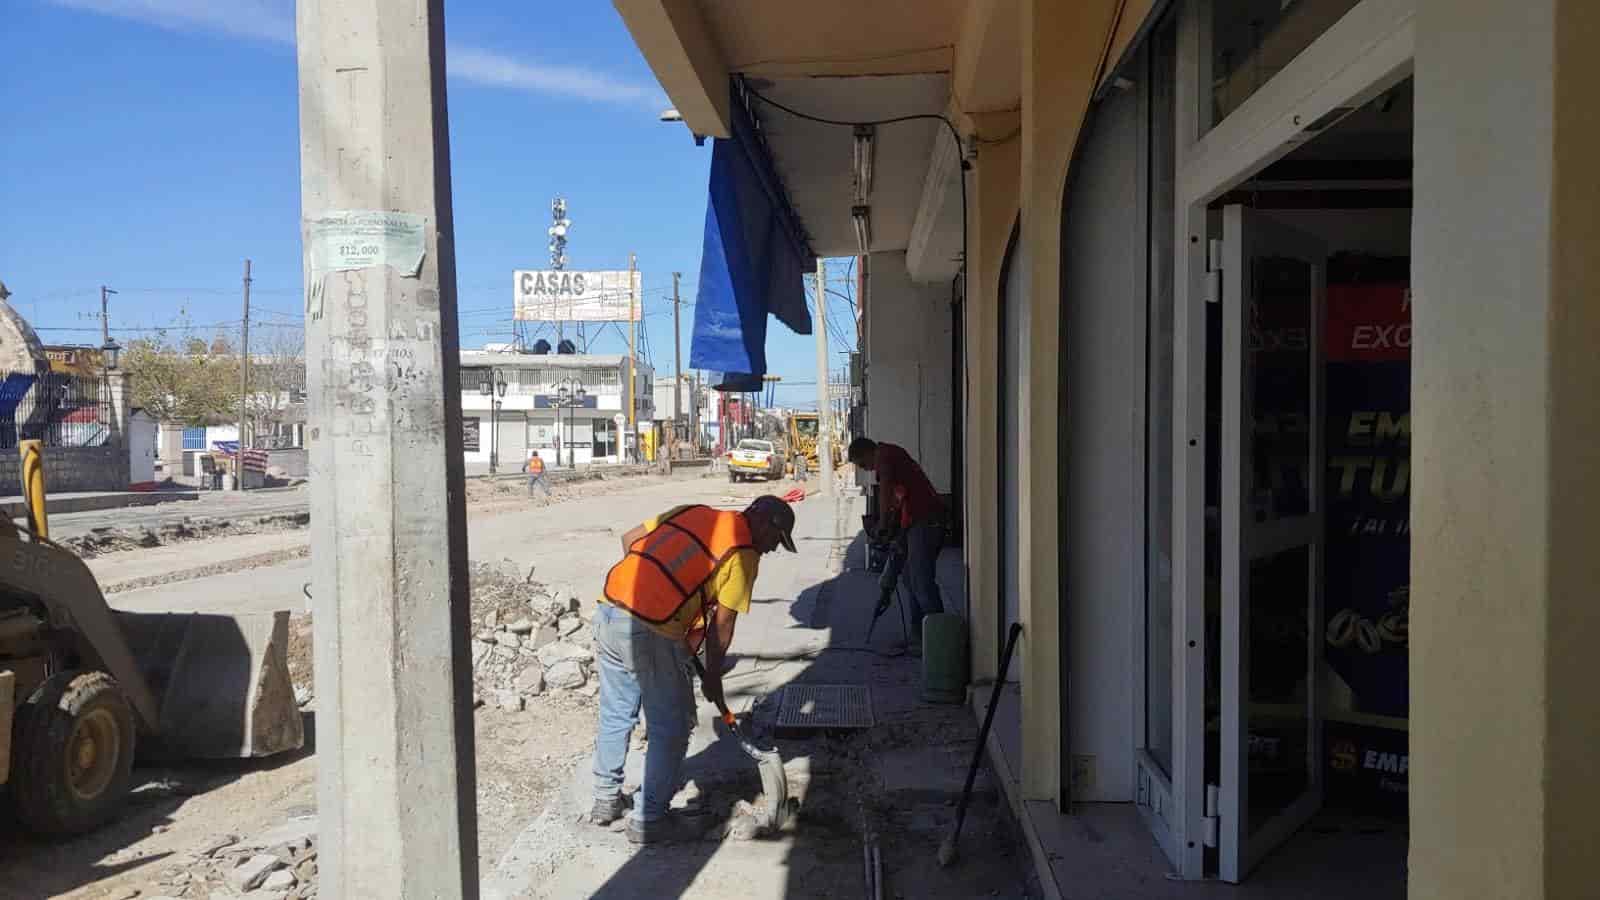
[{"x1": 876, "y1": 442, "x2": 942, "y2": 527}]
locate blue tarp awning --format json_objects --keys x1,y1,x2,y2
[{"x1": 689, "y1": 87, "x2": 814, "y2": 391}]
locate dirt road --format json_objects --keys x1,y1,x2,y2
[{"x1": 0, "y1": 466, "x2": 799, "y2": 900}]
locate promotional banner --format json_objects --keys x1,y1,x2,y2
[
  {"x1": 1323, "y1": 260, "x2": 1410, "y2": 721},
  {"x1": 1326, "y1": 720, "x2": 1408, "y2": 818},
  {"x1": 1320, "y1": 255, "x2": 1411, "y2": 812}
]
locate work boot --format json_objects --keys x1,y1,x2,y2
[
  {"x1": 587, "y1": 794, "x2": 631, "y2": 826},
  {"x1": 626, "y1": 813, "x2": 711, "y2": 845}
]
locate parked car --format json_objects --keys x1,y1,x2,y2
[{"x1": 728, "y1": 439, "x2": 784, "y2": 482}]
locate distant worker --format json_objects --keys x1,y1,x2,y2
[
  {"x1": 848, "y1": 437, "x2": 946, "y2": 649},
  {"x1": 590, "y1": 494, "x2": 797, "y2": 843},
  {"x1": 525, "y1": 452, "x2": 550, "y2": 497}
]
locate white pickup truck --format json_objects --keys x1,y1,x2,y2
[{"x1": 727, "y1": 439, "x2": 784, "y2": 482}]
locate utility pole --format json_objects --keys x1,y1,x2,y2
[
  {"x1": 295, "y1": 3, "x2": 476, "y2": 896},
  {"x1": 99, "y1": 285, "x2": 116, "y2": 346},
  {"x1": 671, "y1": 272, "x2": 683, "y2": 461},
  {"x1": 627, "y1": 252, "x2": 637, "y2": 464},
  {"x1": 237, "y1": 259, "x2": 252, "y2": 490},
  {"x1": 690, "y1": 370, "x2": 701, "y2": 456},
  {"x1": 814, "y1": 259, "x2": 834, "y2": 497}
]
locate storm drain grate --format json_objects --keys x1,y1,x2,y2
[{"x1": 776, "y1": 684, "x2": 875, "y2": 730}]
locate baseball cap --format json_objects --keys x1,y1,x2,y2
[{"x1": 746, "y1": 495, "x2": 797, "y2": 552}]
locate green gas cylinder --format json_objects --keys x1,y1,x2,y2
[{"x1": 921, "y1": 612, "x2": 969, "y2": 704}]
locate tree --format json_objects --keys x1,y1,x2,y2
[
  {"x1": 123, "y1": 325, "x2": 240, "y2": 427},
  {"x1": 242, "y1": 325, "x2": 306, "y2": 445},
  {"x1": 123, "y1": 317, "x2": 308, "y2": 447}
]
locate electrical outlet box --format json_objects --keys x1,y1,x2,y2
[{"x1": 1071, "y1": 754, "x2": 1097, "y2": 793}]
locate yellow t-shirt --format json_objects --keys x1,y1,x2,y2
[{"x1": 601, "y1": 505, "x2": 760, "y2": 643}]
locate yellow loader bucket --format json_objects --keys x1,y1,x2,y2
[{"x1": 115, "y1": 610, "x2": 304, "y2": 759}]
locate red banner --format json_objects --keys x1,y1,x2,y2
[{"x1": 1325, "y1": 282, "x2": 1410, "y2": 362}]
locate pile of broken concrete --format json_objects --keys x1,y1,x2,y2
[
  {"x1": 469, "y1": 564, "x2": 597, "y2": 712},
  {"x1": 143, "y1": 818, "x2": 319, "y2": 899}
]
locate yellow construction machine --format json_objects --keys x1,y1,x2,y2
[
  {"x1": 785, "y1": 412, "x2": 841, "y2": 476},
  {"x1": 1, "y1": 442, "x2": 302, "y2": 835}
]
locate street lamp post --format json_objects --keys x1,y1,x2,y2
[
  {"x1": 478, "y1": 368, "x2": 508, "y2": 473},
  {"x1": 101, "y1": 337, "x2": 122, "y2": 446},
  {"x1": 552, "y1": 376, "x2": 587, "y2": 469}
]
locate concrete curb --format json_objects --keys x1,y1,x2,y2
[{"x1": 0, "y1": 490, "x2": 200, "y2": 518}]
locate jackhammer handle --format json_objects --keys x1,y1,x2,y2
[{"x1": 689, "y1": 656, "x2": 738, "y2": 727}]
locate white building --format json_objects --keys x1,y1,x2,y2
[{"x1": 459, "y1": 350, "x2": 654, "y2": 470}]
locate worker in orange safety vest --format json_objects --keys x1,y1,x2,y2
[{"x1": 588, "y1": 494, "x2": 796, "y2": 843}]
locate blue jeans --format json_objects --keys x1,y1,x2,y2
[
  {"x1": 903, "y1": 521, "x2": 945, "y2": 631},
  {"x1": 591, "y1": 603, "x2": 696, "y2": 824}
]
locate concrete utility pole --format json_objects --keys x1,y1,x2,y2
[
  {"x1": 237, "y1": 259, "x2": 251, "y2": 490},
  {"x1": 295, "y1": 2, "x2": 477, "y2": 897},
  {"x1": 99, "y1": 285, "x2": 116, "y2": 346},
  {"x1": 814, "y1": 259, "x2": 833, "y2": 497},
  {"x1": 671, "y1": 272, "x2": 682, "y2": 460},
  {"x1": 627, "y1": 252, "x2": 637, "y2": 463}
]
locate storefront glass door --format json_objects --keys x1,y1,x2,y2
[{"x1": 1217, "y1": 205, "x2": 1326, "y2": 882}]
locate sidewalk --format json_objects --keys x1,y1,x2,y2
[
  {"x1": 484, "y1": 489, "x2": 1036, "y2": 899},
  {"x1": 0, "y1": 487, "x2": 199, "y2": 518}
]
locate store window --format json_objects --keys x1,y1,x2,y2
[
  {"x1": 462, "y1": 417, "x2": 480, "y2": 453},
  {"x1": 181, "y1": 426, "x2": 207, "y2": 450},
  {"x1": 1207, "y1": 0, "x2": 1363, "y2": 127}
]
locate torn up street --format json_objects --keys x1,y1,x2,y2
[{"x1": 2, "y1": 471, "x2": 1031, "y2": 899}]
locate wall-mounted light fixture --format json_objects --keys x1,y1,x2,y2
[
  {"x1": 851, "y1": 205, "x2": 872, "y2": 256},
  {"x1": 852, "y1": 125, "x2": 875, "y2": 206}
]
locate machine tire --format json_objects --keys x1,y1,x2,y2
[{"x1": 9, "y1": 670, "x2": 137, "y2": 836}]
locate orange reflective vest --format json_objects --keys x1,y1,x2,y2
[
  {"x1": 603, "y1": 505, "x2": 753, "y2": 626},
  {"x1": 526, "y1": 454, "x2": 545, "y2": 476}
]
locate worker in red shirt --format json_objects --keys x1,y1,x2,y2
[{"x1": 848, "y1": 437, "x2": 946, "y2": 650}]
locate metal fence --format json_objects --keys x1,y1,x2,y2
[{"x1": 0, "y1": 369, "x2": 117, "y2": 449}]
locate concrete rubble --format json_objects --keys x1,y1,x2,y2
[
  {"x1": 146, "y1": 817, "x2": 320, "y2": 899},
  {"x1": 291, "y1": 560, "x2": 599, "y2": 713},
  {"x1": 62, "y1": 512, "x2": 312, "y2": 558},
  {"x1": 467, "y1": 561, "x2": 596, "y2": 708}
]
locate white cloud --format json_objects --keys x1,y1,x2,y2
[
  {"x1": 47, "y1": 0, "x2": 663, "y2": 107},
  {"x1": 51, "y1": 0, "x2": 295, "y2": 42},
  {"x1": 447, "y1": 45, "x2": 661, "y2": 108}
]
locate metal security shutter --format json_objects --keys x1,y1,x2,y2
[{"x1": 495, "y1": 413, "x2": 527, "y2": 468}]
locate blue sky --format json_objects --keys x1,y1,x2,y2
[{"x1": 1, "y1": 0, "x2": 857, "y2": 407}]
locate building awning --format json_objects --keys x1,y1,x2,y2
[{"x1": 689, "y1": 84, "x2": 814, "y2": 392}]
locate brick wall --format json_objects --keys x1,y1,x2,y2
[{"x1": 0, "y1": 446, "x2": 129, "y2": 495}]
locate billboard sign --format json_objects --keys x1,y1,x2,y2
[
  {"x1": 44, "y1": 346, "x2": 103, "y2": 377},
  {"x1": 514, "y1": 270, "x2": 641, "y2": 322}
]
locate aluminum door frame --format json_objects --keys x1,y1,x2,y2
[
  {"x1": 1167, "y1": 0, "x2": 1414, "y2": 880},
  {"x1": 1217, "y1": 205, "x2": 1327, "y2": 882}
]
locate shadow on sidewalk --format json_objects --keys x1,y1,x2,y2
[{"x1": 584, "y1": 530, "x2": 1035, "y2": 899}]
